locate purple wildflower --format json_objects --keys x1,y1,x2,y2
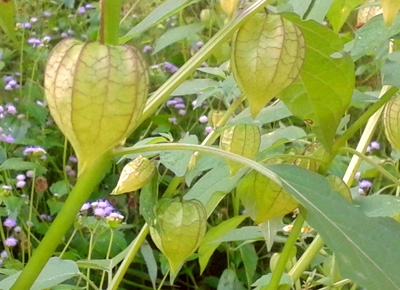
[
  {"x1": 23, "y1": 146, "x2": 46, "y2": 157},
  {"x1": 196, "y1": 41, "x2": 204, "y2": 48},
  {"x1": 104, "y1": 206, "x2": 114, "y2": 215},
  {"x1": 78, "y1": 7, "x2": 86, "y2": 14},
  {"x1": 81, "y1": 203, "x2": 91, "y2": 211},
  {"x1": 7, "y1": 105, "x2": 16, "y2": 115},
  {"x1": 16, "y1": 181, "x2": 26, "y2": 188},
  {"x1": 4, "y1": 237, "x2": 17, "y2": 247},
  {"x1": 109, "y1": 212, "x2": 124, "y2": 219},
  {"x1": 199, "y1": 115, "x2": 208, "y2": 123},
  {"x1": 43, "y1": 11, "x2": 52, "y2": 17},
  {"x1": 143, "y1": 45, "x2": 152, "y2": 53},
  {"x1": 23, "y1": 22, "x2": 31, "y2": 29},
  {"x1": 85, "y1": 4, "x2": 95, "y2": 9},
  {"x1": 2, "y1": 185, "x2": 12, "y2": 190},
  {"x1": 164, "y1": 62, "x2": 178, "y2": 73},
  {"x1": 30, "y1": 17, "x2": 38, "y2": 23},
  {"x1": 61, "y1": 32, "x2": 68, "y2": 38},
  {"x1": 178, "y1": 109, "x2": 186, "y2": 115},
  {"x1": 26, "y1": 170, "x2": 34, "y2": 178},
  {"x1": 28, "y1": 38, "x2": 41, "y2": 45},
  {"x1": 3, "y1": 76, "x2": 13, "y2": 83},
  {"x1": 4, "y1": 84, "x2": 12, "y2": 91},
  {"x1": 370, "y1": 141, "x2": 380, "y2": 150},
  {"x1": 67, "y1": 29, "x2": 74, "y2": 35},
  {"x1": 0, "y1": 53, "x2": 2, "y2": 60},
  {"x1": 3, "y1": 219, "x2": 16, "y2": 228},
  {"x1": 94, "y1": 208, "x2": 106, "y2": 217},
  {"x1": 98, "y1": 200, "x2": 110, "y2": 208},
  {"x1": 175, "y1": 103, "x2": 185, "y2": 109},
  {"x1": 1, "y1": 135, "x2": 15, "y2": 143},
  {"x1": 205, "y1": 126, "x2": 213, "y2": 133},
  {"x1": 359, "y1": 180, "x2": 372, "y2": 189},
  {"x1": 358, "y1": 188, "x2": 365, "y2": 195},
  {"x1": 69, "y1": 156, "x2": 78, "y2": 163},
  {"x1": 42, "y1": 36, "x2": 51, "y2": 43},
  {"x1": 1, "y1": 251, "x2": 7, "y2": 259},
  {"x1": 68, "y1": 170, "x2": 76, "y2": 177},
  {"x1": 355, "y1": 172, "x2": 361, "y2": 180},
  {"x1": 168, "y1": 117, "x2": 177, "y2": 125}
]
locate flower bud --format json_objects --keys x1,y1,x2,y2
[{"x1": 111, "y1": 155, "x2": 155, "y2": 195}]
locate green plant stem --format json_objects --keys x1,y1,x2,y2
[
  {"x1": 99, "y1": 229, "x2": 114, "y2": 290},
  {"x1": 339, "y1": 147, "x2": 400, "y2": 187},
  {"x1": 11, "y1": 154, "x2": 111, "y2": 290},
  {"x1": 332, "y1": 86, "x2": 398, "y2": 153},
  {"x1": 101, "y1": 0, "x2": 123, "y2": 45},
  {"x1": 59, "y1": 228, "x2": 78, "y2": 258},
  {"x1": 109, "y1": 224, "x2": 149, "y2": 290},
  {"x1": 27, "y1": 170, "x2": 36, "y2": 258},
  {"x1": 264, "y1": 214, "x2": 306, "y2": 290},
  {"x1": 288, "y1": 235, "x2": 324, "y2": 282},
  {"x1": 138, "y1": 0, "x2": 274, "y2": 125}
]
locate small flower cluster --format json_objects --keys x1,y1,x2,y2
[
  {"x1": 0, "y1": 127, "x2": 14, "y2": 143},
  {"x1": 358, "y1": 179, "x2": 372, "y2": 195},
  {"x1": 80, "y1": 199, "x2": 123, "y2": 224},
  {"x1": 366, "y1": 141, "x2": 380, "y2": 153},
  {"x1": 2, "y1": 218, "x2": 20, "y2": 249},
  {"x1": 77, "y1": 4, "x2": 96, "y2": 15},
  {"x1": 23, "y1": 146, "x2": 47, "y2": 160},
  {"x1": 3, "y1": 75, "x2": 20, "y2": 91}
]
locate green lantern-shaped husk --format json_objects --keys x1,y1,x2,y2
[
  {"x1": 111, "y1": 155, "x2": 155, "y2": 195},
  {"x1": 45, "y1": 38, "x2": 149, "y2": 174},
  {"x1": 384, "y1": 95, "x2": 400, "y2": 152},
  {"x1": 231, "y1": 13, "x2": 305, "y2": 118},
  {"x1": 149, "y1": 198, "x2": 207, "y2": 282},
  {"x1": 220, "y1": 124, "x2": 260, "y2": 175},
  {"x1": 237, "y1": 170, "x2": 298, "y2": 224}
]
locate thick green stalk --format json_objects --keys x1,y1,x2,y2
[
  {"x1": 109, "y1": 224, "x2": 149, "y2": 290},
  {"x1": 101, "y1": 0, "x2": 122, "y2": 45},
  {"x1": 11, "y1": 154, "x2": 111, "y2": 290},
  {"x1": 264, "y1": 214, "x2": 306, "y2": 290}
]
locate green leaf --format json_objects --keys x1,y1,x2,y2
[
  {"x1": 0, "y1": 0, "x2": 16, "y2": 42},
  {"x1": 382, "y1": 50, "x2": 400, "y2": 87},
  {"x1": 50, "y1": 180, "x2": 70, "y2": 196},
  {"x1": 229, "y1": 101, "x2": 292, "y2": 126},
  {"x1": 120, "y1": 0, "x2": 199, "y2": 43},
  {"x1": 0, "y1": 145, "x2": 6, "y2": 163},
  {"x1": 381, "y1": 0, "x2": 400, "y2": 25},
  {"x1": 260, "y1": 126, "x2": 306, "y2": 151},
  {"x1": 184, "y1": 162, "x2": 243, "y2": 205},
  {"x1": 353, "y1": 195, "x2": 400, "y2": 218},
  {"x1": 239, "y1": 243, "x2": 257, "y2": 287},
  {"x1": 160, "y1": 134, "x2": 198, "y2": 177},
  {"x1": 269, "y1": 164, "x2": 400, "y2": 289},
  {"x1": 171, "y1": 79, "x2": 219, "y2": 96},
  {"x1": 280, "y1": 14, "x2": 355, "y2": 151},
  {"x1": 305, "y1": 0, "x2": 335, "y2": 23},
  {"x1": 197, "y1": 67, "x2": 226, "y2": 78},
  {"x1": 217, "y1": 269, "x2": 246, "y2": 290},
  {"x1": 0, "y1": 257, "x2": 80, "y2": 290},
  {"x1": 252, "y1": 273, "x2": 293, "y2": 289},
  {"x1": 185, "y1": 154, "x2": 225, "y2": 186},
  {"x1": 288, "y1": 0, "x2": 313, "y2": 18},
  {"x1": 258, "y1": 217, "x2": 284, "y2": 252},
  {"x1": 47, "y1": 199, "x2": 64, "y2": 216},
  {"x1": 154, "y1": 23, "x2": 203, "y2": 54},
  {"x1": 2, "y1": 196, "x2": 24, "y2": 220},
  {"x1": 350, "y1": 14, "x2": 400, "y2": 61},
  {"x1": 0, "y1": 158, "x2": 47, "y2": 173},
  {"x1": 214, "y1": 226, "x2": 264, "y2": 243},
  {"x1": 198, "y1": 215, "x2": 247, "y2": 273},
  {"x1": 140, "y1": 240, "x2": 158, "y2": 289},
  {"x1": 140, "y1": 177, "x2": 159, "y2": 226},
  {"x1": 326, "y1": 0, "x2": 364, "y2": 32}
]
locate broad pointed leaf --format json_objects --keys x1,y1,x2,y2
[
  {"x1": 280, "y1": 14, "x2": 355, "y2": 151},
  {"x1": 381, "y1": 0, "x2": 400, "y2": 25},
  {"x1": 269, "y1": 164, "x2": 400, "y2": 289},
  {"x1": 120, "y1": 0, "x2": 199, "y2": 43},
  {"x1": 0, "y1": 0, "x2": 16, "y2": 42},
  {"x1": 327, "y1": 0, "x2": 364, "y2": 32}
]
